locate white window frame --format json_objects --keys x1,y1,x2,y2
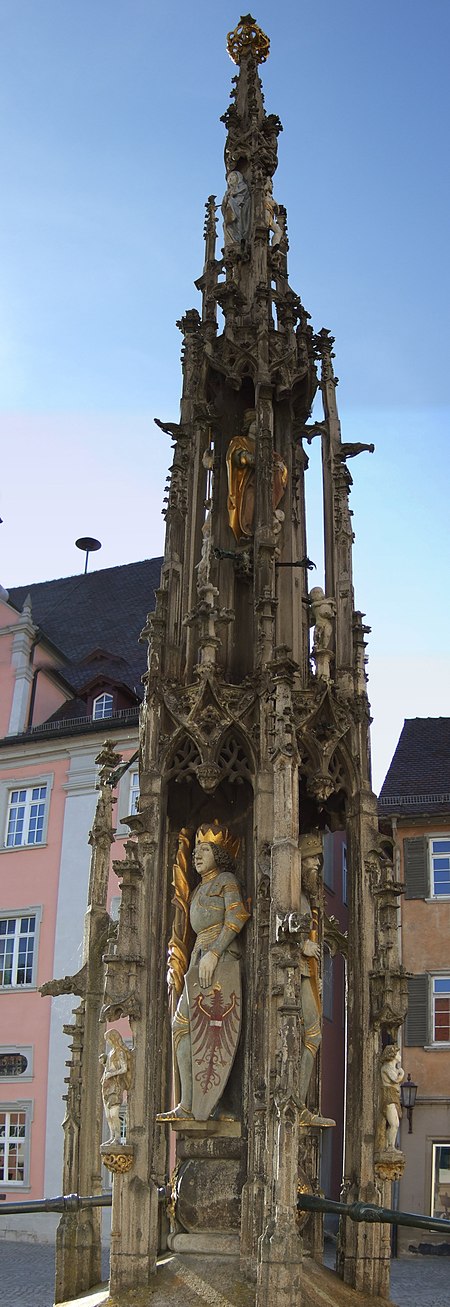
[
  {"x1": 92, "y1": 693, "x2": 114, "y2": 721},
  {"x1": 0, "y1": 773, "x2": 53, "y2": 854},
  {"x1": 429, "y1": 836, "x2": 450, "y2": 899},
  {"x1": 0, "y1": 908, "x2": 41, "y2": 990},
  {"x1": 0, "y1": 1100, "x2": 32, "y2": 1187},
  {"x1": 116, "y1": 762, "x2": 139, "y2": 834},
  {"x1": 0, "y1": 1047, "x2": 33, "y2": 1081},
  {"x1": 129, "y1": 771, "x2": 139, "y2": 816},
  {"x1": 431, "y1": 1141, "x2": 450, "y2": 1220},
  {"x1": 109, "y1": 895, "x2": 121, "y2": 923},
  {"x1": 431, "y1": 975, "x2": 450, "y2": 1045}
]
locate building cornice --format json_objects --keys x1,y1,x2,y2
[{"x1": 0, "y1": 726, "x2": 139, "y2": 771}]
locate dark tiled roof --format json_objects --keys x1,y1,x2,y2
[
  {"x1": 378, "y1": 718, "x2": 450, "y2": 815},
  {"x1": 7, "y1": 558, "x2": 162, "y2": 721}
]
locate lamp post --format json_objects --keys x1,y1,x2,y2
[{"x1": 400, "y1": 1073, "x2": 418, "y2": 1133}]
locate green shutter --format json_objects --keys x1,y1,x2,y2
[
  {"x1": 403, "y1": 837, "x2": 428, "y2": 899},
  {"x1": 404, "y1": 974, "x2": 428, "y2": 1046}
]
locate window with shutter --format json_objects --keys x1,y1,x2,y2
[
  {"x1": 403, "y1": 837, "x2": 428, "y2": 898},
  {"x1": 404, "y1": 974, "x2": 428, "y2": 1046}
]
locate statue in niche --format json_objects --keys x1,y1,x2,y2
[
  {"x1": 309, "y1": 586, "x2": 336, "y2": 682},
  {"x1": 376, "y1": 1045, "x2": 404, "y2": 1152},
  {"x1": 264, "y1": 176, "x2": 283, "y2": 247},
  {"x1": 222, "y1": 169, "x2": 251, "y2": 248},
  {"x1": 100, "y1": 1030, "x2": 133, "y2": 1144},
  {"x1": 226, "y1": 408, "x2": 288, "y2": 541},
  {"x1": 157, "y1": 823, "x2": 250, "y2": 1122},
  {"x1": 296, "y1": 832, "x2": 334, "y2": 1127},
  {"x1": 196, "y1": 443, "x2": 214, "y2": 589}
]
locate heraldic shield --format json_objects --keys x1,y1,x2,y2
[{"x1": 186, "y1": 954, "x2": 242, "y2": 1121}]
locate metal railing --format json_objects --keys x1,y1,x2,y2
[
  {"x1": 2, "y1": 1189, "x2": 450, "y2": 1236},
  {"x1": 297, "y1": 1193, "x2": 450, "y2": 1236}
]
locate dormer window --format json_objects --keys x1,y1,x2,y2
[{"x1": 93, "y1": 692, "x2": 113, "y2": 721}]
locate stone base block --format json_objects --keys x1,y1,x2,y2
[
  {"x1": 175, "y1": 1156, "x2": 241, "y2": 1233},
  {"x1": 167, "y1": 1231, "x2": 240, "y2": 1256}
]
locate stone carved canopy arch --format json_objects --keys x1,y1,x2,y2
[
  {"x1": 205, "y1": 339, "x2": 259, "y2": 393},
  {"x1": 297, "y1": 734, "x2": 356, "y2": 809},
  {"x1": 164, "y1": 732, "x2": 202, "y2": 785},
  {"x1": 328, "y1": 736, "x2": 359, "y2": 800},
  {"x1": 295, "y1": 686, "x2": 356, "y2": 807},
  {"x1": 216, "y1": 726, "x2": 254, "y2": 786},
  {"x1": 162, "y1": 721, "x2": 254, "y2": 797}
]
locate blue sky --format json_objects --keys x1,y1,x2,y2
[{"x1": 1, "y1": 1, "x2": 449, "y2": 790}]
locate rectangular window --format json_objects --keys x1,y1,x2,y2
[
  {"x1": 0, "y1": 916, "x2": 36, "y2": 988},
  {"x1": 322, "y1": 950, "x2": 333, "y2": 1020},
  {"x1": 0, "y1": 1048, "x2": 33, "y2": 1080},
  {"x1": 433, "y1": 977, "x2": 450, "y2": 1042},
  {"x1": 323, "y1": 833, "x2": 334, "y2": 891},
  {"x1": 431, "y1": 1142, "x2": 450, "y2": 1220},
  {"x1": 130, "y1": 772, "x2": 139, "y2": 816},
  {"x1": 5, "y1": 786, "x2": 47, "y2": 848},
  {"x1": 430, "y1": 839, "x2": 450, "y2": 897},
  {"x1": 0, "y1": 1108, "x2": 27, "y2": 1184}
]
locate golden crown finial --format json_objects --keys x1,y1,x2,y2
[
  {"x1": 196, "y1": 821, "x2": 240, "y2": 862},
  {"x1": 227, "y1": 15, "x2": 270, "y2": 66}
]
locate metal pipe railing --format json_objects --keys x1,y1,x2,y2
[
  {"x1": 2, "y1": 1188, "x2": 450, "y2": 1237},
  {"x1": 0, "y1": 1193, "x2": 112, "y2": 1216},
  {"x1": 297, "y1": 1192, "x2": 450, "y2": 1235},
  {"x1": 0, "y1": 1188, "x2": 168, "y2": 1217}
]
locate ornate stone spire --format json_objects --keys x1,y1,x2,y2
[{"x1": 98, "y1": 27, "x2": 403, "y2": 1307}]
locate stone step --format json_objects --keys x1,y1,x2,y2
[{"x1": 56, "y1": 1253, "x2": 394, "y2": 1307}]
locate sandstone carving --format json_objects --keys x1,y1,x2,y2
[
  {"x1": 100, "y1": 1030, "x2": 133, "y2": 1144},
  {"x1": 157, "y1": 824, "x2": 249, "y2": 1122}
]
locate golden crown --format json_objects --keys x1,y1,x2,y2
[
  {"x1": 299, "y1": 831, "x2": 323, "y2": 859},
  {"x1": 195, "y1": 822, "x2": 240, "y2": 861},
  {"x1": 227, "y1": 16, "x2": 270, "y2": 66}
]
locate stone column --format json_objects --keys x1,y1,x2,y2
[
  {"x1": 53, "y1": 742, "x2": 118, "y2": 1303},
  {"x1": 337, "y1": 789, "x2": 389, "y2": 1297},
  {"x1": 257, "y1": 946, "x2": 303, "y2": 1306}
]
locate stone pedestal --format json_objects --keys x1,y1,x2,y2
[{"x1": 167, "y1": 1126, "x2": 244, "y2": 1258}]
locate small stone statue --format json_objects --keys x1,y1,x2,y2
[
  {"x1": 376, "y1": 1045, "x2": 404, "y2": 1152},
  {"x1": 157, "y1": 823, "x2": 250, "y2": 1123},
  {"x1": 222, "y1": 169, "x2": 251, "y2": 248},
  {"x1": 100, "y1": 1030, "x2": 133, "y2": 1144},
  {"x1": 264, "y1": 176, "x2": 283, "y2": 247},
  {"x1": 309, "y1": 586, "x2": 336, "y2": 683},
  {"x1": 196, "y1": 446, "x2": 214, "y2": 590},
  {"x1": 196, "y1": 513, "x2": 212, "y2": 589},
  {"x1": 298, "y1": 832, "x2": 334, "y2": 1127}
]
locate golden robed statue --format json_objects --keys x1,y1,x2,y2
[
  {"x1": 157, "y1": 823, "x2": 250, "y2": 1123},
  {"x1": 226, "y1": 409, "x2": 288, "y2": 542}
]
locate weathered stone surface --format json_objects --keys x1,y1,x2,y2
[
  {"x1": 58, "y1": 1252, "x2": 397, "y2": 1307},
  {"x1": 176, "y1": 1158, "x2": 241, "y2": 1232}
]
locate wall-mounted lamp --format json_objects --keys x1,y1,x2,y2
[{"x1": 400, "y1": 1072, "x2": 418, "y2": 1133}]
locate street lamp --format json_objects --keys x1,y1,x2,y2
[{"x1": 400, "y1": 1073, "x2": 418, "y2": 1133}]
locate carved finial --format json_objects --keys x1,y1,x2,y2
[
  {"x1": 95, "y1": 740, "x2": 122, "y2": 785},
  {"x1": 227, "y1": 15, "x2": 270, "y2": 65}
]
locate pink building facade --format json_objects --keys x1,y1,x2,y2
[{"x1": 0, "y1": 560, "x2": 160, "y2": 1239}]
